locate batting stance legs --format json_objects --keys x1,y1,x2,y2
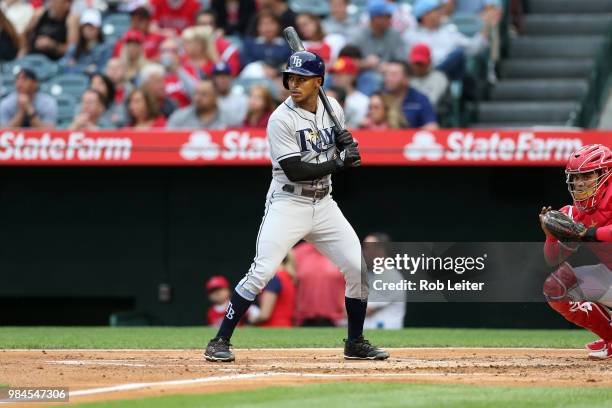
[{"x1": 206, "y1": 193, "x2": 380, "y2": 362}]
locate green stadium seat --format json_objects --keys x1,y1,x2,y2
[
  {"x1": 289, "y1": 0, "x2": 330, "y2": 15},
  {"x1": 55, "y1": 94, "x2": 78, "y2": 129},
  {"x1": 1, "y1": 76, "x2": 14, "y2": 96},
  {"x1": 7, "y1": 54, "x2": 58, "y2": 81},
  {"x1": 44, "y1": 74, "x2": 90, "y2": 99},
  {"x1": 103, "y1": 13, "x2": 131, "y2": 44}
]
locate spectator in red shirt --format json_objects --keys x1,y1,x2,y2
[
  {"x1": 196, "y1": 9, "x2": 241, "y2": 76},
  {"x1": 124, "y1": 88, "x2": 167, "y2": 129},
  {"x1": 205, "y1": 276, "x2": 231, "y2": 327},
  {"x1": 150, "y1": 0, "x2": 199, "y2": 35},
  {"x1": 243, "y1": 84, "x2": 276, "y2": 128},
  {"x1": 112, "y1": 5, "x2": 165, "y2": 60},
  {"x1": 181, "y1": 25, "x2": 219, "y2": 80},
  {"x1": 248, "y1": 254, "x2": 296, "y2": 327},
  {"x1": 295, "y1": 12, "x2": 331, "y2": 64},
  {"x1": 293, "y1": 242, "x2": 346, "y2": 326},
  {"x1": 159, "y1": 37, "x2": 193, "y2": 107}
]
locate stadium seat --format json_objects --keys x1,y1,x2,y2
[
  {"x1": 289, "y1": 0, "x2": 330, "y2": 15},
  {"x1": 43, "y1": 74, "x2": 90, "y2": 99},
  {"x1": 7, "y1": 54, "x2": 58, "y2": 81},
  {"x1": 451, "y1": 13, "x2": 483, "y2": 37},
  {"x1": 102, "y1": 13, "x2": 131, "y2": 44},
  {"x1": 1, "y1": 76, "x2": 14, "y2": 96},
  {"x1": 55, "y1": 95, "x2": 78, "y2": 129}
]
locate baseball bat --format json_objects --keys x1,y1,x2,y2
[{"x1": 283, "y1": 27, "x2": 344, "y2": 131}]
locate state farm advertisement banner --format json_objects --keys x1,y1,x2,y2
[{"x1": 0, "y1": 128, "x2": 610, "y2": 166}]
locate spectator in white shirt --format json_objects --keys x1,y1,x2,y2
[{"x1": 405, "y1": 0, "x2": 497, "y2": 80}]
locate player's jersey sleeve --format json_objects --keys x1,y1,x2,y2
[{"x1": 267, "y1": 118, "x2": 301, "y2": 162}]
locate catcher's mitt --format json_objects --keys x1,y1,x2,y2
[{"x1": 541, "y1": 210, "x2": 586, "y2": 241}]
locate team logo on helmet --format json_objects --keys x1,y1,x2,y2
[
  {"x1": 282, "y1": 51, "x2": 325, "y2": 90},
  {"x1": 290, "y1": 55, "x2": 303, "y2": 67}
]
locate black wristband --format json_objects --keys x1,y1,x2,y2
[{"x1": 582, "y1": 227, "x2": 598, "y2": 242}]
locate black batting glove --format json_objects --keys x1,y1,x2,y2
[
  {"x1": 335, "y1": 143, "x2": 361, "y2": 169},
  {"x1": 335, "y1": 128, "x2": 354, "y2": 150}
]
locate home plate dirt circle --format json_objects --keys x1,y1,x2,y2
[{"x1": 1, "y1": 348, "x2": 611, "y2": 406}]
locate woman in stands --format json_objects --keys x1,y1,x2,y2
[
  {"x1": 243, "y1": 85, "x2": 276, "y2": 128},
  {"x1": 360, "y1": 92, "x2": 405, "y2": 130},
  {"x1": 89, "y1": 72, "x2": 126, "y2": 128},
  {"x1": 180, "y1": 25, "x2": 219, "y2": 79},
  {"x1": 240, "y1": 10, "x2": 291, "y2": 68},
  {"x1": 119, "y1": 29, "x2": 150, "y2": 84},
  {"x1": 22, "y1": 0, "x2": 73, "y2": 60},
  {"x1": 104, "y1": 58, "x2": 133, "y2": 105},
  {"x1": 295, "y1": 12, "x2": 331, "y2": 64},
  {"x1": 124, "y1": 88, "x2": 166, "y2": 129},
  {"x1": 59, "y1": 8, "x2": 111, "y2": 74}
]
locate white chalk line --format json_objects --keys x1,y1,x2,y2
[
  {"x1": 68, "y1": 371, "x2": 486, "y2": 398},
  {"x1": 2, "y1": 347, "x2": 586, "y2": 352}
]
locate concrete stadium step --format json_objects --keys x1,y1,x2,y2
[
  {"x1": 490, "y1": 79, "x2": 588, "y2": 101},
  {"x1": 499, "y1": 59, "x2": 594, "y2": 79},
  {"x1": 470, "y1": 122, "x2": 569, "y2": 129},
  {"x1": 510, "y1": 36, "x2": 606, "y2": 58},
  {"x1": 524, "y1": 14, "x2": 612, "y2": 36},
  {"x1": 477, "y1": 101, "x2": 578, "y2": 123},
  {"x1": 529, "y1": 0, "x2": 612, "y2": 14}
]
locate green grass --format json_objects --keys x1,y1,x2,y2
[
  {"x1": 0, "y1": 327, "x2": 596, "y2": 349},
  {"x1": 69, "y1": 383, "x2": 612, "y2": 408}
]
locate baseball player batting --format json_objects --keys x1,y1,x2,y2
[{"x1": 204, "y1": 50, "x2": 389, "y2": 362}]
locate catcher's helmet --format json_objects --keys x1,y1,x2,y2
[
  {"x1": 282, "y1": 51, "x2": 325, "y2": 90},
  {"x1": 565, "y1": 144, "x2": 612, "y2": 211}
]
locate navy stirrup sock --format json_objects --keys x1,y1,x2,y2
[
  {"x1": 216, "y1": 290, "x2": 253, "y2": 339},
  {"x1": 345, "y1": 296, "x2": 367, "y2": 341}
]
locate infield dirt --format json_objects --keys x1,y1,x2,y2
[{"x1": 1, "y1": 348, "x2": 610, "y2": 406}]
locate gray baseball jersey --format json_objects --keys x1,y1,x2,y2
[
  {"x1": 235, "y1": 94, "x2": 368, "y2": 302},
  {"x1": 268, "y1": 95, "x2": 345, "y2": 188}
]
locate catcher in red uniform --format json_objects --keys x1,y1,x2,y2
[{"x1": 539, "y1": 144, "x2": 612, "y2": 359}]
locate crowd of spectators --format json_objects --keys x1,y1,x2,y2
[{"x1": 0, "y1": 0, "x2": 502, "y2": 130}]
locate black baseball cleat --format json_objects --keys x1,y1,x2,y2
[
  {"x1": 343, "y1": 336, "x2": 390, "y2": 360},
  {"x1": 204, "y1": 337, "x2": 235, "y2": 362}
]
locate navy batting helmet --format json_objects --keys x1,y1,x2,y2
[{"x1": 282, "y1": 51, "x2": 325, "y2": 90}]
